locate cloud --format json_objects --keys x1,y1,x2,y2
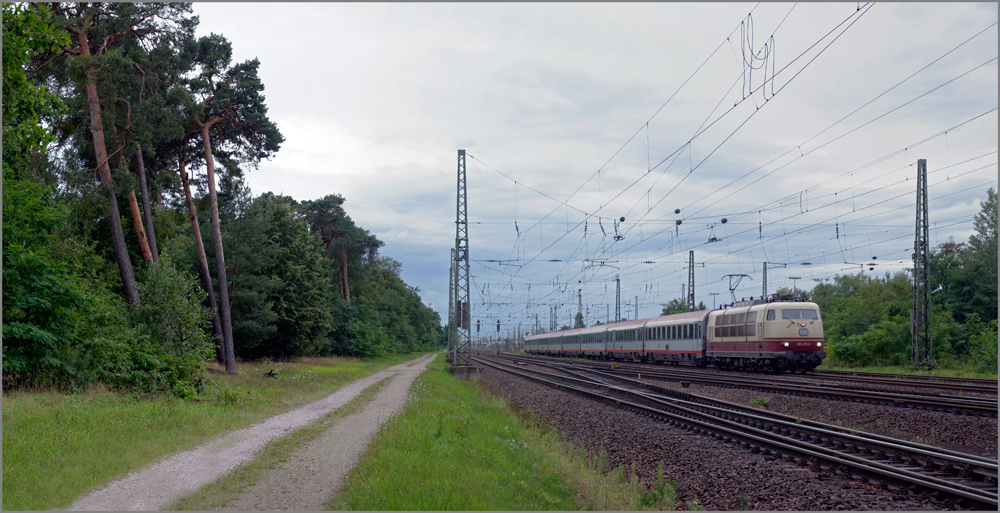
[{"x1": 193, "y1": 3, "x2": 998, "y2": 324}]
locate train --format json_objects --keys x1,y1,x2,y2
[{"x1": 524, "y1": 297, "x2": 826, "y2": 373}]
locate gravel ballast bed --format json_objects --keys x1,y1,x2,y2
[{"x1": 478, "y1": 366, "x2": 960, "y2": 511}]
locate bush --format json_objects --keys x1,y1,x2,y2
[
  {"x1": 344, "y1": 320, "x2": 396, "y2": 358},
  {"x1": 5, "y1": 248, "x2": 219, "y2": 397},
  {"x1": 968, "y1": 319, "x2": 998, "y2": 376},
  {"x1": 134, "y1": 256, "x2": 215, "y2": 360},
  {"x1": 829, "y1": 315, "x2": 909, "y2": 367},
  {"x1": 2, "y1": 176, "x2": 88, "y2": 389},
  {"x1": 133, "y1": 256, "x2": 217, "y2": 396}
]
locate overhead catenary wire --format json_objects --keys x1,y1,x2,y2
[{"x1": 466, "y1": 4, "x2": 995, "y2": 330}]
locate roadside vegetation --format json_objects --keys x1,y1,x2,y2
[
  {"x1": 3, "y1": 3, "x2": 445, "y2": 398},
  {"x1": 328, "y1": 355, "x2": 677, "y2": 511},
  {"x1": 1, "y1": 353, "x2": 428, "y2": 511}
]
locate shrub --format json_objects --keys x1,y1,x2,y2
[
  {"x1": 2, "y1": 176, "x2": 88, "y2": 389},
  {"x1": 968, "y1": 319, "x2": 998, "y2": 376},
  {"x1": 344, "y1": 320, "x2": 395, "y2": 358},
  {"x1": 133, "y1": 256, "x2": 217, "y2": 396}
]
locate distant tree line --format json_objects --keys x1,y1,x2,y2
[{"x1": 3, "y1": 3, "x2": 444, "y2": 397}]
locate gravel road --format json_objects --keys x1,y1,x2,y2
[
  {"x1": 68, "y1": 354, "x2": 435, "y2": 511},
  {"x1": 222, "y1": 355, "x2": 432, "y2": 510}
]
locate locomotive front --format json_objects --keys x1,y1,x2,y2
[
  {"x1": 706, "y1": 300, "x2": 826, "y2": 373},
  {"x1": 763, "y1": 302, "x2": 826, "y2": 372}
]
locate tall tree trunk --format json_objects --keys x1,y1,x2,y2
[
  {"x1": 71, "y1": 27, "x2": 140, "y2": 306},
  {"x1": 127, "y1": 191, "x2": 154, "y2": 263},
  {"x1": 180, "y1": 157, "x2": 225, "y2": 364},
  {"x1": 198, "y1": 119, "x2": 235, "y2": 373},
  {"x1": 135, "y1": 144, "x2": 159, "y2": 262},
  {"x1": 342, "y1": 244, "x2": 351, "y2": 303}
]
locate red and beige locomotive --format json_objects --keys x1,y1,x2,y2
[{"x1": 524, "y1": 297, "x2": 826, "y2": 373}]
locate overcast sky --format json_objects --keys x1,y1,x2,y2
[{"x1": 192, "y1": 2, "x2": 997, "y2": 334}]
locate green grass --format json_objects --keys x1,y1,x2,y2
[
  {"x1": 168, "y1": 374, "x2": 396, "y2": 510},
  {"x1": 820, "y1": 361, "x2": 996, "y2": 379},
  {"x1": 327, "y1": 355, "x2": 677, "y2": 511},
  {"x1": 1, "y1": 352, "x2": 430, "y2": 511}
]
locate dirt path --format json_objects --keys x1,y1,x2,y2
[
  {"x1": 222, "y1": 355, "x2": 429, "y2": 510},
  {"x1": 68, "y1": 354, "x2": 435, "y2": 511}
]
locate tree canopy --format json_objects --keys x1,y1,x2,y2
[{"x1": 3, "y1": 3, "x2": 443, "y2": 394}]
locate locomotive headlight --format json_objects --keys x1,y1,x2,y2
[
  {"x1": 783, "y1": 342, "x2": 789, "y2": 347},
  {"x1": 817, "y1": 342, "x2": 823, "y2": 348}
]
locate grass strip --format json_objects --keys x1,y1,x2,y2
[
  {"x1": 2, "y1": 352, "x2": 429, "y2": 511},
  {"x1": 327, "y1": 356, "x2": 677, "y2": 511},
  {"x1": 821, "y1": 361, "x2": 997, "y2": 379},
  {"x1": 168, "y1": 374, "x2": 396, "y2": 510}
]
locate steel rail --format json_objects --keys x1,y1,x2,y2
[
  {"x1": 816, "y1": 368, "x2": 999, "y2": 386},
  {"x1": 599, "y1": 367, "x2": 998, "y2": 416},
  {"x1": 582, "y1": 357, "x2": 997, "y2": 396},
  {"x1": 510, "y1": 351, "x2": 998, "y2": 393},
  {"x1": 501, "y1": 353, "x2": 997, "y2": 417}
]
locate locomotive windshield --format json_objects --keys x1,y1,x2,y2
[{"x1": 780, "y1": 309, "x2": 819, "y2": 320}]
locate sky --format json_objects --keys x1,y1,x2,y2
[{"x1": 191, "y1": 2, "x2": 998, "y2": 336}]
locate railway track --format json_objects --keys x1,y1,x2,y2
[
  {"x1": 816, "y1": 368, "x2": 999, "y2": 388},
  {"x1": 511, "y1": 352, "x2": 997, "y2": 395},
  {"x1": 474, "y1": 354, "x2": 999, "y2": 510},
  {"x1": 496, "y1": 353, "x2": 997, "y2": 418},
  {"x1": 598, "y1": 358, "x2": 997, "y2": 396}
]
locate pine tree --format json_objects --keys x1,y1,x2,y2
[{"x1": 185, "y1": 34, "x2": 284, "y2": 372}]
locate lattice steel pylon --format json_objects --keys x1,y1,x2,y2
[
  {"x1": 683, "y1": 251, "x2": 705, "y2": 309},
  {"x1": 454, "y1": 150, "x2": 472, "y2": 366},
  {"x1": 762, "y1": 261, "x2": 786, "y2": 299},
  {"x1": 447, "y1": 247, "x2": 456, "y2": 362},
  {"x1": 912, "y1": 159, "x2": 933, "y2": 368},
  {"x1": 688, "y1": 251, "x2": 695, "y2": 310},
  {"x1": 615, "y1": 275, "x2": 621, "y2": 322}
]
